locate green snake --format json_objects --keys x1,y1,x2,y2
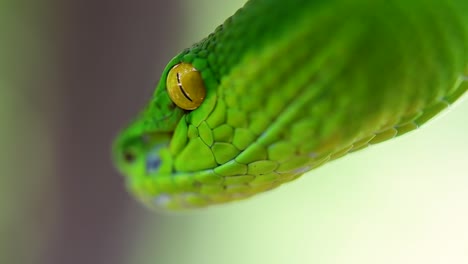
[{"x1": 113, "y1": 0, "x2": 467, "y2": 210}]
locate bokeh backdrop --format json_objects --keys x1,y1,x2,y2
[{"x1": 2, "y1": 1, "x2": 467, "y2": 264}]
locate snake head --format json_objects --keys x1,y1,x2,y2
[
  {"x1": 113, "y1": 28, "x2": 349, "y2": 210},
  {"x1": 113, "y1": 48, "x2": 289, "y2": 210},
  {"x1": 113, "y1": 53, "x2": 238, "y2": 210},
  {"x1": 113, "y1": 46, "x2": 327, "y2": 211}
]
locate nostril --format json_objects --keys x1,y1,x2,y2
[{"x1": 123, "y1": 151, "x2": 136, "y2": 163}]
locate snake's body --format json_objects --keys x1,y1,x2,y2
[{"x1": 114, "y1": 0, "x2": 467, "y2": 210}]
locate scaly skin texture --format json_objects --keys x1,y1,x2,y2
[{"x1": 114, "y1": 0, "x2": 468, "y2": 210}]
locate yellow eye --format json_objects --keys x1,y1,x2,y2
[{"x1": 166, "y1": 63, "x2": 206, "y2": 110}]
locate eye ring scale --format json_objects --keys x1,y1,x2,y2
[{"x1": 166, "y1": 63, "x2": 206, "y2": 110}]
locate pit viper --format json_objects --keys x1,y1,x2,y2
[{"x1": 113, "y1": 0, "x2": 467, "y2": 210}]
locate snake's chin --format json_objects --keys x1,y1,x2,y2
[{"x1": 138, "y1": 193, "x2": 197, "y2": 211}]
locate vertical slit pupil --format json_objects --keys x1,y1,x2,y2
[{"x1": 176, "y1": 72, "x2": 193, "y2": 102}]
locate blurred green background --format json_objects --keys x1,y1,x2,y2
[{"x1": 2, "y1": 0, "x2": 467, "y2": 264}]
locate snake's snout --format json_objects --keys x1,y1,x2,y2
[{"x1": 113, "y1": 131, "x2": 172, "y2": 179}]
